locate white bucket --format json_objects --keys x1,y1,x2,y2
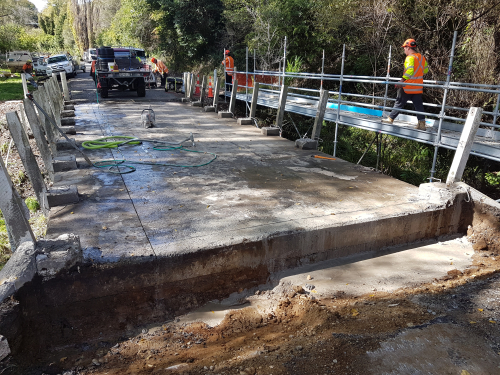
[{"x1": 108, "y1": 62, "x2": 118, "y2": 71}]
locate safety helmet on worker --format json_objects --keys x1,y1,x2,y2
[
  {"x1": 26, "y1": 60, "x2": 32, "y2": 63},
  {"x1": 225, "y1": 50, "x2": 230, "y2": 55},
  {"x1": 151, "y1": 57, "x2": 157, "y2": 64},
  {"x1": 401, "y1": 39, "x2": 417, "y2": 48}
]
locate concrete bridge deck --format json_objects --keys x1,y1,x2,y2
[{"x1": 47, "y1": 97, "x2": 455, "y2": 267}]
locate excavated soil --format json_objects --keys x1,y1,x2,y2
[{"x1": 4, "y1": 218, "x2": 496, "y2": 375}]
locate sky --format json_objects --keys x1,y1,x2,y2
[{"x1": 29, "y1": 0, "x2": 48, "y2": 12}]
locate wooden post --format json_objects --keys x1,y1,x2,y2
[
  {"x1": 311, "y1": 89, "x2": 330, "y2": 141},
  {"x1": 200, "y1": 75, "x2": 207, "y2": 106},
  {"x1": 60, "y1": 71, "x2": 70, "y2": 100},
  {"x1": 23, "y1": 98, "x2": 55, "y2": 180},
  {"x1": 6, "y1": 112, "x2": 50, "y2": 217},
  {"x1": 250, "y1": 82, "x2": 260, "y2": 118},
  {"x1": 21, "y1": 73, "x2": 29, "y2": 98},
  {"x1": 275, "y1": 85, "x2": 289, "y2": 128},
  {"x1": 0, "y1": 146, "x2": 35, "y2": 252},
  {"x1": 229, "y1": 80, "x2": 239, "y2": 114},
  {"x1": 446, "y1": 107, "x2": 483, "y2": 185},
  {"x1": 33, "y1": 87, "x2": 58, "y2": 154},
  {"x1": 45, "y1": 78, "x2": 62, "y2": 127},
  {"x1": 189, "y1": 74, "x2": 196, "y2": 100},
  {"x1": 213, "y1": 75, "x2": 220, "y2": 112}
]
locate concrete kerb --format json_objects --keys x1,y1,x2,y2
[{"x1": 0, "y1": 234, "x2": 82, "y2": 302}]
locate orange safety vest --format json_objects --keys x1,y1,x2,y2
[
  {"x1": 402, "y1": 53, "x2": 428, "y2": 94},
  {"x1": 155, "y1": 60, "x2": 168, "y2": 74},
  {"x1": 222, "y1": 56, "x2": 234, "y2": 76}
]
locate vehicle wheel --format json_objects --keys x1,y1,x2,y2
[
  {"x1": 137, "y1": 80, "x2": 146, "y2": 97},
  {"x1": 100, "y1": 87, "x2": 109, "y2": 98},
  {"x1": 82, "y1": 68, "x2": 86, "y2": 73}
]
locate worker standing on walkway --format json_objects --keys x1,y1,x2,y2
[
  {"x1": 382, "y1": 39, "x2": 429, "y2": 130},
  {"x1": 151, "y1": 57, "x2": 169, "y2": 88},
  {"x1": 221, "y1": 50, "x2": 234, "y2": 92}
]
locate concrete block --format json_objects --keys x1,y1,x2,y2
[
  {"x1": 64, "y1": 100, "x2": 77, "y2": 105},
  {"x1": 191, "y1": 101, "x2": 202, "y2": 107},
  {"x1": 262, "y1": 127, "x2": 280, "y2": 136},
  {"x1": 218, "y1": 111, "x2": 232, "y2": 118},
  {"x1": 36, "y1": 233, "x2": 82, "y2": 278},
  {"x1": 204, "y1": 106, "x2": 215, "y2": 112},
  {"x1": 61, "y1": 110, "x2": 75, "y2": 118},
  {"x1": 0, "y1": 336, "x2": 11, "y2": 361},
  {"x1": 61, "y1": 126, "x2": 76, "y2": 135},
  {"x1": 61, "y1": 117, "x2": 76, "y2": 126},
  {"x1": 181, "y1": 98, "x2": 191, "y2": 103},
  {"x1": 56, "y1": 139, "x2": 76, "y2": 152},
  {"x1": 53, "y1": 155, "x2": 77, "y2": 172},
  {"x1": 238, "y1": 118, "x2": 253, "y2": 125},
  {"x1": 295, "y1": 138, "x2": 318, "y2": 150},
  {"x1": 418, "y1": 183, "x2": 454, "y2": 206},
  {"x1": 47, "y1": 185, "x2": 79, "y2": 206},
  {"x1": 64, "y1": 104, "x2": 75, "y2": 111},
  {"x1": 0, "y1": 241, "x2": 36, "y2": 300}
]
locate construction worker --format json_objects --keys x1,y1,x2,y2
[
  {"x1": 151, "y1": 57, "x2": 169, "y2": 87},
  {"x1": 221, "y1": 50, "x2": 234, "y2": 92},
  {"x1": 382, "y1": 39, "x2": 429, "y2": 130},
  {"x1": 22, "y1": 60, "x2": 37, "y2": 88}
]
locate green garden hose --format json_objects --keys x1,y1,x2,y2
[{"x1": 82, "y1": 135, "x2": 217, "y2": 174}]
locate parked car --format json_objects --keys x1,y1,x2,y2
[
  {"x1": 6, "y1": 51, "x2": 32, "y2": 73},
  {"x1": 34, "y1": 56, "x2": 49, "y2": 76},
  {"x1": 83, "y1": 48, "x2": 96, "y2": 63},
  {"x1": 45, "y1": 54, "x2": 77, "y2": 78},
  {"x1": 72, "y1": 57, "x2": 86, "y2": 73}
]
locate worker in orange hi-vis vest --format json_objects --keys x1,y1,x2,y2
[
  {"x1": 382, "y1": 38, "x2": 429, "y2": 131},
  {"x1": 221, "y1": 50, "x2": 234, "y2": 92},
  {"x1": 151, "y1": 57, "x2": 169, "y2": 87}
]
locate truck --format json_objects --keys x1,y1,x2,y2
[
  {"x1": 95, "y1": 47, "x2": 149, "y2": 98},
  {"x1": 6, "y1": 51, "x2": 32, "y2": 73}
]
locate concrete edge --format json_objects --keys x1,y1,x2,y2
[{"x1": 0, "y1": 234, "x2": 82, "y2": 302}]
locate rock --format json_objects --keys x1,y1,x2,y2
[
  {"x1": 304, "y1": 284, "x2": 315, "y2": 291},
  {"x1": 0, "y1": 335, "x2": 10, "y2": 361},
  {"x1": 307, "y1": 275, "x2": 312, "y2": 280},
  {"x1": 447, "y1": 269, "x2": 463, "y2": 277},
  {"x1": 472, "y1": 238, "x2": 488, "y2": 251},
  {"x1": 92, "y1": 359, "x2": 101, "y2": 366},
  {"x1": 295, "y1": 345, "x2": 303, "y2": 351}
]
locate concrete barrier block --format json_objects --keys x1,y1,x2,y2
[
  {"x1": 61, "y1": 117, "x2": 76, "y2": 126},
  {"x1": 64, "y1": 105, "x2": 75, "y2": 111},
  {"x1": 47, "y1": 185, "x2": 79, "y2": 206},
  {"x1": 61, "y1": 110, "x2": 75, "y2": 118},
  {"x1": 261, "y1": 127, "x2": 280, "y2": 136},
  {"x1": 60, "y1": 126, "x2": 76, "y2": 135},
  {"x1": 218, "y1": 111, "x2": 232, "y2": 118},
  {"x1": 238, "y1": 118, "x2": 253, "y2": 125},
  {"x1": 0, "y1": 241, "x2": 36, "y2": 300},
  {"x1": 64, "y1": 100, "x2": 77, "y2": 106},
  {"x1": 53, "y1": 155, "x2": 77, "y2": 172},
  {"x1": 56, "y1": 139, "x2": 76, "y2": 152},
  {"x1": 191, "y1": 101, "x2": 202, "y2": 107},
  {"x1": 0, "y1": 336, "x2": 11, "y2": 361},
  {"x1": 295, "y1": 138, "x2": 318, "y2": 150},
  {"x1": 204, "y1": 106, "x2": 215, "y2": 112},
  {"x1": 36, "y1": 234, "x2": 82, "y2": 278},
  {"x1": 181, "y1": 98, "x2": 191, "y2": 103}
]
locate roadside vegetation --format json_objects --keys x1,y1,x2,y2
[{"x1": 0, "y1": 75, "x2": 24, "y2": 101}]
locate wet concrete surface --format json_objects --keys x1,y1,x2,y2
[{"x1": 50, "y1": 72, "x2": 435, "y2": 264}]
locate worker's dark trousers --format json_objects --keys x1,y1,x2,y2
[
  {"x1": 225, "y1": 73, "x2": 233, "y2": 92},
  {"x1": 389, "y1": 89, "x2": 425, "y2": 121},
  {"x1": 161, "y1": 73, "x2": 167, "y2": 87}
]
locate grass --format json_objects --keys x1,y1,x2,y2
[
  {"x1": 0, "y1": 198, "x2": 47, "y2": 271},
  {"x1": 0, "y1": 76, "x2": 24, "y2": 101}
]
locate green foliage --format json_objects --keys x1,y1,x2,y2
[
  {"x1": 0, "y1": 77, "x2": 24, "y2": 101},
  {"x1": 485, "y1": 172, "x2": 500, "y2": 186},
  {"x1": 0, "y1": 211, "x2": 11, "y2": 270},
  {"x1": 25, "y1": 197, "x2": 40, "y2": 213}
]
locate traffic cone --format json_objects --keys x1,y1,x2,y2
[
  {"x1": 195, "y1": 75, "x2": 200, "y2": 95},
  {"x1": 208, "y1": 76, "x2": 214, "y2": 98}
]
